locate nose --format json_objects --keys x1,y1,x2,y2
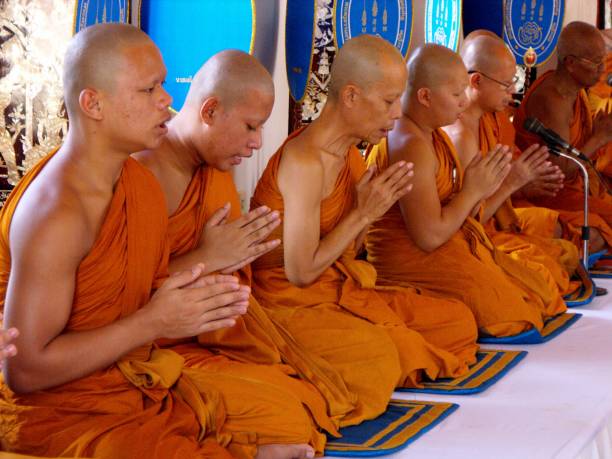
[
  {"x1": 158, "y1": 86, "x2": 172, "y2": 110},
  {"x1": 248, "y1": 130, "x2": 263, "y2": 151},
  {"x1": 458, "y1": 90, "x2": 468, "y2": 109},
  {"x1": 390, "y1": 98, "x2": 402, "y2": 120}
]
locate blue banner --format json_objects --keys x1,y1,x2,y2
[
  {"x1": 503, "y1": 0, "x2": 565, "y2": 67},
  {"x1": 286, "y1": 0, "x2": 316, "y2": 102},
  {"x1": 74, "y1": 0, "x2": 130, "y2": 33},
  {"x1": 424, "y1": 0, "x2": 462, "y2": 51},
  {"x1": 137, "y1": 0, "x2": 255, "y2": 110},
  {"x1": 334, "y1": 0, "x2": 413, "y2": 58}
]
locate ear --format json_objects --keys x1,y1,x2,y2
[
  {"x1": 78, "y1": 88, "x2": 103, "y2": 121},
  {"x1": 469, "y1": 72, "x2": 481, "y2": 88},
  {"x1": 341, "y1": 84, "x2": 361, "y2": 108},
  {"x1": 199, "y1": 97, "x2": 219, "y2": 126},
  {"x1": 416, "y1": 87, "x2": 431, "y2": 107}
]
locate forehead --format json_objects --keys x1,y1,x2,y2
[{"x1": 116, "y1": 42, "x2": 165, "y2": 80}]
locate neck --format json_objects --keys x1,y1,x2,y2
[
  {"x1": 404, "y1": 106, "x2": 435, "y2": 137},
  {"x1": 552, "y1": 68, "x2": 582, "y2": 99},
  {"x1": 460, "y1": 101, "x2": 484, "y2": 128},
  {"x1": 307, "y1": 102, "x2": 362, "y2": 158},
  {"x1": 163, "y1": 116, "x2": 206, "y2": 176}
]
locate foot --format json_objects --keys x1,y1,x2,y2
[{"x1": 256, "y1": 443, "x2": 315, "y2": 459}]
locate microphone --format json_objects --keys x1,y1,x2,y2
[{"x1": 523, "y1": 117, "x2": 589, "y2": 161}]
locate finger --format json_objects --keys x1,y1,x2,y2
[
  {"x1": 518, "y1": 143, "x2": 540, "y2": 161},
  {"x1": 162, "y1": 264, "x2": 207, "y2": 290},
  {"x1": 389, "y1": 168, "x2": 414, "y2": 195},
  {"x1": 196, "y1": 318, "x2": 238, "y2": 334},
  {"x1": 184, "y1": 282, "x2": 245, "y2": 303},
  {"x1": 377, "y1": 160, "x2": 408, "y2": 185},
  {"x1": 383, "y1": 162, "x2": 413, "y2": 189},
  {"x1": 236, "y1": 205, "x2": 272, "y2": 228},
  {"x1": 484, "y1": 144, "x2": 504, "y2": 165},
  {"x1": 195, "y1": 290, "x2": 251, "y2": 315},
  {"x1": 184, "y1": 273, "x2": 240, "y2": 289},
  {"x1": 356, "y1": 165, "x2": 376, "y2": 189},
  {"x1": 0, "y1": 343, "x2": 16, "y2": 358},
  {"x1": 244, "y1": 210, "x2": 281, "y2": 239},
  {"x1": 206, "y1": 203, "x2": 231, "y2": 227},
  {"x1": 392, "y1": 183, "x2": 413, "y2": 201}
]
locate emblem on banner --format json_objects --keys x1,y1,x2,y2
[
  {"x1": 424, "y1": 0, "x2": 462, "y2": 51},
  {"x1": 74, "y1": 0, "x2": 130, "y2": 34},
  {"x1": 334, "y1": 0, "x2": 413, "y2": 58},
  {"x1": 503, "y1": 0, "x2": 564, "y2": 67}
]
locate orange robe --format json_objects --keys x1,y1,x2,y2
[
  {"x1": 587, "y1": 51, "x2": 612, "y2": 117},
  {"x1": 0, "y1": 153, "x2": 231, "y2": 458},
  {"x1": 479, "y1": 111, "x2": 579, "y2": 293},
  {"x1": 514, "y1": 71, "x2": 612, "y2": 225},
  {"x1": 162, "y1": 165, "x2": 364, "y2": 441},
  {"x1": 366, "y1": 129, "x2": 567, "y2": 338},
  {"x1": 250, "y1": 131, "x2": 479, "y2": 390}
]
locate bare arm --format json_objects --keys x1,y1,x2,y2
[
  {"x1": 395, "y1": 135, "x2": 510, "y2": 252},
  {"x1": 3, "y1": 205, "x2": 249, "y2": 393},
  {"x1": 0, "y1": 312, "x2": 18, "y2": 370},
  {"x1": 279, "y1": 147, "x2": 413, "y2": 287}
]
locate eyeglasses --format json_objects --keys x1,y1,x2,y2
[
  {"x1": 467, "y1": 70, "x2": 519, "y2": 92},
  {"x1": 567, "y1": 54, "x2": 605, "y2": 68}
]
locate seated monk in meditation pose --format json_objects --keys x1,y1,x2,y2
[
  {"x1": 514, "y1": 22, "x2": 612, "y2": 226},
  {"x1": 135, "y1": 50, "x2": 382, "y2": 453},
  {"x1": 0, "y1": 24, "x2": 317, "y2": 459},
  {"x1": 366, "y1": 43, "x2": 567, "y2": 337},
  {"x1": 443, "y1": 33, "x2": 582, "y2": 296},
  {"x1": 250, "y1": 35, "x2": 479, "y2": 389}
]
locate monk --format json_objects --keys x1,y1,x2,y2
[
  {"x1": 251, "y1": 35, "x2": 479, "y2": 390},
  {"x1": 514, "y1": 21, "x2": 612, "y2": 227},
  {"x1": 443, "y1": 33, "x2": 580, "y2": 295},
  {"x1": 366, "y1": 43, "x2": 567, "y2": 337},
  {"x1": 0, "y1": 23, "x2": 307, "y2": 459},
  {"x1": 587, "y1": 28, "x2": 612, "y2": 117},
  {"x1": 0, "y1": 312, "x2": 18, "y2": 369},
  {"x1": 134, "y1": 49, "x2": 381, "y2": 452}
]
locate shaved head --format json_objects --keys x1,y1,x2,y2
[
  {"x1": 461, "y1": 35, "x2": 514, "y2": 75},
  {"x1": 328, "y1": 34, "x2": 405, "y2": 100},
  {"x1": 557, "y1": 21, "x2": 605, "y2": 62},
  {"x1": 184, "y1": 50, "x2": 273, "y2": 110},
  {"x1": 461, "y1": 29, "x2": 499, "y2": 49},
  {"x1": 406, "y1": 44, "x2": 466, "y2": 95},
  {"x1": 63, "y1": 23, "x2": 155, "y2": 117}
]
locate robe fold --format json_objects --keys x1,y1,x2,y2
[
  {"x1": 250, "y1": 131, "x2": 479, "y2": 391},
  {"x1": 0, "y1": 152, "x2": 232, "y2": 458},
  {"x1": 514, "y1": 71, "x2": 612, "y2": 228},
  {"x1": 366, "y1": 130, "x2": 567, "y2": 338},
  {"x1": 587, "y1": 51, "x2": 612, "y2": 117},
  {"x1": 162, "y1": 165, "x2": 358, "y2": 444},
  {"x1": 479, "y1": 112, "x2": 579, "y2": 292}
]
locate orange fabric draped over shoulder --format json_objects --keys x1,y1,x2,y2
[
  {"x1": 161, "y1": 166, "x2": 349, "y2": 456},
  {"x1": 479, "y1": 112, "x2": 579, "y2": 293},
  {"x1": 514, "y1": 71, "x2": 612, "y2": 231},
  {"x1": 0, "y1": 152, "x2": 232, "y2": 459},
  {"x1": 366, "y1": 130, "x2": 567, "y2": 338},
  {"x1": 250, "y1": 130, "x2": 478, "y2": 393},
  {"x1": 587, "y1": 51, "x2": 612, "y2": 116}
]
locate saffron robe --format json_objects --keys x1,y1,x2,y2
[
  {"x1": 587, "y1": 51, "x2": 612, "y2": 117},
  {"x1": 514, "y1": 71, "x2": 612, "y2": 226},
  {"x1": 366, "y1": 129, "x2": 567, "y2": 337},
  {"x1": 479, "y1": 111, "x2": 579, "y2": 293},
  {"x1": 0, "y1": 153, "x2": 232, "y2": 458},
  {"x1": 250, "y1": 131, "x2": 479, "y2": 390}
]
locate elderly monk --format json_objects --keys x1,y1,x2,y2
[
  {"x1": 366, "y1": 43, "x2": 567, "y2": 338},
  {"x1": 0, "y1": 312, "x2": 18, "y2": 370},
  {"x1": 134, "y1": 50, "x2": 371, "y2": 457},
  {"x1": 0, "y1": 24, "x2": 276, "y2": 459},
  {"x1": 443, "y1": 33, "x2": 580, "y2": 295},
  {"x1": 587, "y1": 28, "x2": 612, "y2": 117},
  {"x1": 514, "y1": 22, "x2": 612, "y2": 226},
  {"x1": 251, "y1": 35, "x2": 479, "y2": 390}
]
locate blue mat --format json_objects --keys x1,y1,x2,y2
[
  {"x1": 564, "y1": 263, "x2": 597, "y2": 307},
  {"x1": 397, "y1": 349, "x2": 527, "y2": 395},
  {"x1": 478, "y1": 313, "x2": 582, "y2": 345},
  {"x1": 325, "y1": 399, "x2": 458, "y2": 457},
  {"x1": 588, "y1": 250, "x2": 612, "y2": 279}
]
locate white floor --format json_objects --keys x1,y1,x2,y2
[{"x1": 328, "y1": 278, "x2": 612, "y2": 459}]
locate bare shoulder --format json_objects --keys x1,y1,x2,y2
[
  {"x1": 443, "y1": 122, "x2": 478, "y2": 164},
  {"x1": 278, "y1": 137, "x2": 324, "y2": 198},
  {"x1": 527, "y1": 80, "x2": 571, "y2": 125},
  {"x1": 388, "y1": 125, "x2": 434, "y2": 166}
]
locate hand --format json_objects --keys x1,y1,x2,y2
[
  {"x1": 144, "y1": 264, "x2": 249, "y2": 340},
  {"x1": 355, "y1": 161, "x2": 414, "y2": 224},
  {"x1": 504, "y1": 144, "x2": 555, "y2": 190},
  {"x1": 463, "y1": 145, "x2": 512, "y2": 200},
  {"x1": 198, "y1": 203, "x2": 281, "y2": 274},
  {"x1": 0, "y1": 312, "x2": 18, "y2": 370},
  {"x1": 592, "y1": 111, "x2": 612, "y2": 144},
  {"x1": 520, "y1": 174, "x2": 565, "y2": 199}
]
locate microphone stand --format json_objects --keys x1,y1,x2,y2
[{"x1": 551, "y1": 147, "x2": 590, "y2": 267}]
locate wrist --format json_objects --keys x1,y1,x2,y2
[{"x1": 130, "y1": 305, "x2": 160, "y2": 343}]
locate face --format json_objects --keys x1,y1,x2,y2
[
  {"x1": 566, "y1": 39, "x2": 606, "y2": 88},
  {"x1": 203, "y1": 88, "x2": 274, "y2": 171},
  {"x1": 103, "y1": 42, "x2": 172, "y2": 151},
  {"x1": 473, "y1": 56, "x2": 517, "y2": 113},
  {"x1": 428, "y1": 67, "x2": 469, "y2": 126},
  {"x1": 352, "y1": 62, "x2": 407, "y2": 144}
]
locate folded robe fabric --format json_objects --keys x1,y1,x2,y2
[
  {"x1": 366, "y1": 129, "x2": 567, "y2": 338},
  {"x1": 250, "y1": 129, "x2": 479, "y2": 393},
  {"x1": 514, "y1": 71, "x2": 612, "y2": 227},
  {"x1": 0, "y1": 152, "x2": 232, "y2": 458}
]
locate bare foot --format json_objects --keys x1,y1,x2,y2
[{"x1": 256, "y1": 443, "x2": 315, "y2": 459}]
